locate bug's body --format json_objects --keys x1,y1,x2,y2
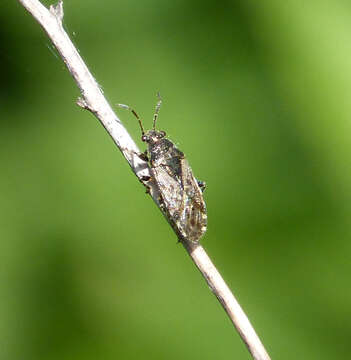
[
  {"x1": 118, "y1": 94, "x2": 207, "y2": 244},
  {"x1": 144, "y1": 130, "x2": 207, "y2": 243}
]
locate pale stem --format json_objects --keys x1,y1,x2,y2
[{"x1": 18, "y1": 1, "x2": 271, "y2": 359}]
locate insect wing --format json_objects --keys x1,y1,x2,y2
[
  {"x1": 151, "y1": 164, "x2": 184, "y2": 222},
  {"x1": 152, "y1": 157, "x2": 207, "y2": 243},
  {"x1": 180, "y1": 158, "x2": 207, "y2": 242}
]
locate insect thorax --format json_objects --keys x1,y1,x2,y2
[{"x1": 146, "y1": 135, "x2": 183, "y2": 166}]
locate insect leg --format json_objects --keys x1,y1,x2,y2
[
  {"x1": 139, "y1": 150, "x2": 149, "y2": 162},
  {"x1": 197, "y1": 180, "x2": 206, "y2": 193},
  {"x1": 120, "y1": 146, "x2": 149, "y2": 163}
]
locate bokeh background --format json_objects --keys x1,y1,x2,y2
[{"x1": 1, "y1": 1, "x2": 351, "y2": 359}]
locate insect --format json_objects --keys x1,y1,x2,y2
[{"x1": 118, "y1": 94, "x2": 207, "y2": 244}]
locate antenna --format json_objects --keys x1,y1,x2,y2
[
  {"x1": 153, "y1": 92, "x2": 162, "y2": 130},
  {"x1": 117, "y1": 103, "x2": 145, "y2": 135}
]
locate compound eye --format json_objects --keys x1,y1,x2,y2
[
  {"x1": 158, "y1": 131, "x2": 166, "y2": 138},
  {"x1": 141, "y1": 135, "x2": 148, "y2": 142}
]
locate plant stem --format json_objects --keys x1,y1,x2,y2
[{"x1": 18, "y1": 1, "x2": 271, "y2": 359}]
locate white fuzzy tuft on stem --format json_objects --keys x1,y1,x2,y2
[{"x1": 18, "y1": 1, "x2": 271, "y2": 359}]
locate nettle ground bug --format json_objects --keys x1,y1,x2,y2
[{"x1": 118, "y1": 93, "x2": 207, "y2": 244}]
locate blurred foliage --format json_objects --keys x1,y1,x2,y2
[{"x1": 1, "y1": 0, "x2": 351, "y2": 359}]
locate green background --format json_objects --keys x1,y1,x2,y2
[{"x1": 2, "y1": 1, "x2": 351, "y2": 359}]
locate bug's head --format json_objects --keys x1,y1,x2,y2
[{"x1": 142, "y1": 130, "x2": 166, "y2": 144}]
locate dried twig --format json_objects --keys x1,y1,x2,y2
[{"x1": 18, "y1": 1, "x2": 271, "y2": 359}]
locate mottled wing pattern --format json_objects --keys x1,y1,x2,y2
[
  {"x1": 151, "y1": 164, "x2": 183, "y2": 222},
  {"x1": 151, "y1": 154, "x2": 207, "y2": 243},
  {"x1": 179, "y1": 158, "x2": 207, "y2": 243}
]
